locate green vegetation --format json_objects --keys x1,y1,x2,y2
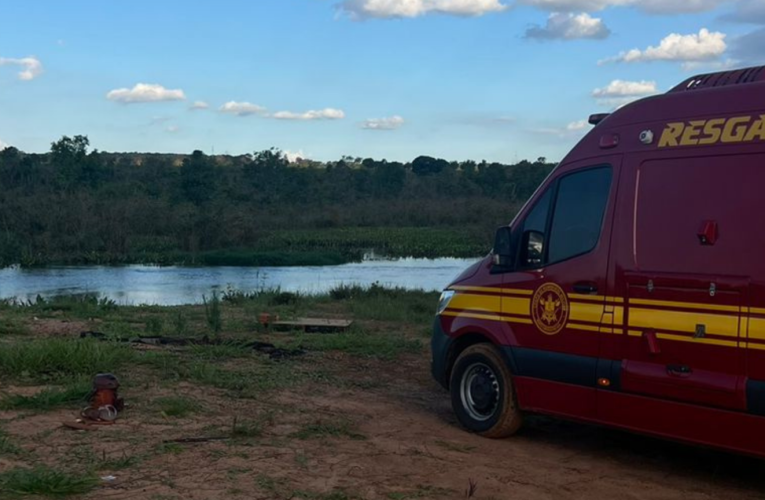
[
  {"x1": 203, "y1": 292, "x2": 223, "y2": 335},
  {"x1": 0, "y1": 467, "x2": 98, "y2": 498},
  {"x1": 0, "y1": 379, "x2": 91, "y2": 411},
  {"x1": 0, "y1": 338, "x2": 133, "y2": 381},
  {"x1": 154, "y1": 396, "x2": 199, "y2": 418},
  {"x1": 0, "y1": 137, "x2": 554, "y2": 267},
  {"x1": 294, "y1": 331, "x2": 421, "y2": 360},
  {"x1": 0, "y1": 428, "x2": 22, "y2": 456},
  {"x1": 292, "y1": 420, "x2": 366, "y2": 441}
]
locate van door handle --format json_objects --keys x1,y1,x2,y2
[
  {"x1": 573, "y1": 282, "x2": 598, "y2": 295},
  {"x1": 667, "y1": 364, "x2": 692, "y2": 376}
]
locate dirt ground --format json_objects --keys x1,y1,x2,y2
[{"x1": 2, "y1": 311, "x2": 765, "y2": 500}]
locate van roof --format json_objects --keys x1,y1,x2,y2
[
  {"x1": 601, "y1": 65, "x2": 765, "y2": 129},
  {"x1": 565, "y1": 65, "x2": 765, "y2": 161}
]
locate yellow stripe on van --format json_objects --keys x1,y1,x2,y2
[
  {"x1": 569, "y1": 302, "x2": 605, "y2": 324},
  {"x1": 629, "y1": 298, "x2": 740, "y2": 313},
  {"x1": 502, "y1": 297, "x2": 531, "y2": 317},
  {"x1": 448, "y1": 293, "x2": 501, "y2": 314},
  {"x1": 629, "y1": 308, "x2": 738, "y2": 338},
  {"x1": 748, "y1": 317, "x2": 765, "y2": 341}
]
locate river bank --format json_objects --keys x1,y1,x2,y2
[{"x1": 5, "y1": 227, "x2": 488, "y2": 269}]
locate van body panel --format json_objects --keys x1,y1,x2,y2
[{"x1": 433, "y1": 67, "x2": 765, "y2": 457}]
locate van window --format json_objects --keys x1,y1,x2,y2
[
  {"x1": 548, "y1": 167, "x2": 612, "y2": 264},
  {"x1": 518, "y1": 188, "x2": 553, "y2": 268}
]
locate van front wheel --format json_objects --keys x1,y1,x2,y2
[{"x1": 449, "y1": 344, "x2": 522, "y2": 438}]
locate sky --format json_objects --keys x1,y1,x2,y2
[{"x1": 0, "y1": 0, "x2": 764, "y2": 163}]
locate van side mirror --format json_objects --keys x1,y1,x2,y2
[
  {"x1": 520, "y1": 230, "x2": 544, "y2": 268},
  {"x1": 492, "y1": 227, "x2": 514, "y2": 268}
]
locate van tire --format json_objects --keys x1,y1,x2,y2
[{"x1": 449, "y1": 343, "x2": 522, "y2": 438}]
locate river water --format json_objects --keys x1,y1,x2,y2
[{"x1": 0, "y1": 257, "x2": 480, "y2": 306}]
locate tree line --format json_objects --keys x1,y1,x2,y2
[{"x1": 0, "y1": 136, "x2": 555, "y2": 267}]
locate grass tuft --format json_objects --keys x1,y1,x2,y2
[
  {"x1": 0, "y1": 467, "x2": 99, "y2": 498},
  {"x1": 0, "y1": 379, "x2": 91, "y2": 411},
  {"x1": 154, "y1": 396, "x2": 199, "y2": 418},
  {"x1": 292, "y1": 420, "x2": 366, "y2": 441},
  {"x1": 0, "y1": 428, "x2": 21, "y2": 456}
]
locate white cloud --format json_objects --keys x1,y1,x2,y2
[
  {"x1": 592, "y1": 80, "x2": 659, "y2": 109},
  {"x1": 166, "y1": 125, "x2": 179, "y2": 133},
  {"x1": 525, "y1": 12, "x2": 610, "y2": 40},
  {"x1": 532, "y1": 119, "x2": 590, "y2": 137},
  {"x1": 272, "y1": 108, "x2": 345, "y2": 120},
  {"x1": 601, "y1": 29, "x2": 727, "y2": 64},
  {"x1": 339, "y1": 0, "x2": 508, "y2": 19},
  {"x1": 566, "y1": 120, "x2": 589, "y2": 132},
  {"x1": 284, "y1": 149, "x2": 308, "y2": 162},
  {"x1": 519, "y1": 0, "x2": 728, "y2": 14},
  {"x1": 0, "y1": 57, "x2": 43, "y2": 81},
  {"x1": 592, "y1": 79, "x2": 658, "y2": 98},
  {"x1": 190, "y1": 101, "x2": 209, "y2": 110},
  {"x1": 107, "y1": 83, "x2": 186, "y2": 104},
  {"x1": 0, "y1": 139, "x2": 8, "y2": 151},
  {"x1": 362, "y1": 115, "x2": 405, "y2": 130},
  {"x1": 219, "y1": 101, "x2": 267, "y2": 116}
]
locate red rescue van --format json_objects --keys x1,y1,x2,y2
[{"x1": 432, "y1": 66, "x2": 765, "y2": 457}]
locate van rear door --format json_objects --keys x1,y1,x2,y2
[{"x1": 613, "y1": 154, "x2": 748, "y2": 412}]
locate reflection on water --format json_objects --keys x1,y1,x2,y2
[{"x1": 0, "y1": 257, "x2": 480, "y2": 306}]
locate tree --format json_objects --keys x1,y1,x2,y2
[
  {"x1": 181, "y1": 150, "x2": 216, "y2": 205},
  {"x1": 50, "y1": 135, "x2": 90, "y2": 186},
  {"x1": 411, "y1": 155, "x2": 448, "y2": 176}
]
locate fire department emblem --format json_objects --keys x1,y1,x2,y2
[{"x1": 531, "y1": 283, "x2": 569, "y2": 336}]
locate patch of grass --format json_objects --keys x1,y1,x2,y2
[
  {"x1": 187, "y1": 341, "x2": 253, "y2": 360},
  {"x1": 172, "y1": 311, "x2": 188, "y2": 336},
  {"x1": 0, "y1": 338, "x2": 133, "y2": 381},
  {"x1": 0, "y1": 317, "x2": 29, "y2": 336},
  {"x1": 10, "y1": 293, "x2": 118, "y2": 319},
  {"x1": 0, "y1": 379, "x2": 91, "y2": 411},
  {"x1": 256, "y1": 474, "x2": 289, "y2": 493},
  {"x1": 65, "y1": 447, "x2": 142, "y2": 471},
  {"x1": 326, "y1": 284, "x2": 439, "y2": 325},
  {"x1": 0, "y1": 467, "x2": 99, "y2": 498},
  {"x1": 203, "y1": 292, "x2": 223, "y2": 336},
  {"x1": 182, "y1": 359, "x2": 304, "y2": 397},
  {"x1": 155, "y1": 396, "x2": 199, "y2": 418},
  {"x1": 291, "y1": 420, "x2": 366, "y2": 441},
  {"x1": 292, "y1": 331, "x2": 421, "y2": 360},
  {"x1": 0, "y1": 428, "x2": 21, "y2": 456},
  {"x1": 100, "y1": 453, "x2": 142, "y2": 470},
  {"x1": 156, "y1": 442, "x2": 184, "y2": 455},
  {"x1": 232, "y1": 418, "x2": 265, "y2": 439},
  {"x1": 145, "y1": 316, "x2": 164, "y2": 335}
]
